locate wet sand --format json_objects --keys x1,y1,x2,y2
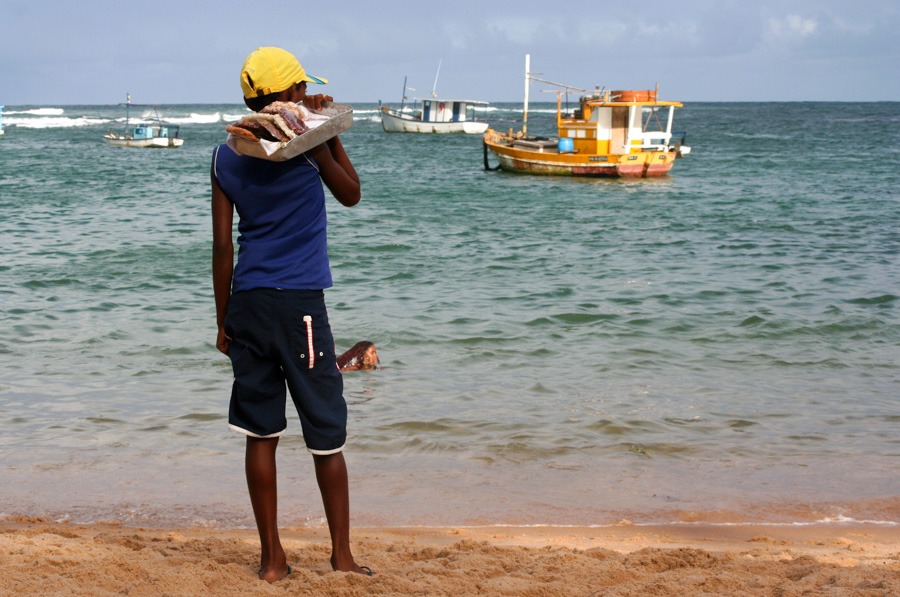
[{"x1": 2, "y1": 517, "x2": 897, "y2": 596}]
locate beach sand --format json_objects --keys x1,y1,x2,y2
[{"x1": 2, "y1": 517, "x2": 897, "y2": 596}]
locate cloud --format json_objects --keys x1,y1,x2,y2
[
  {"x1": 765, "y1": 14, "x2": 819, "y2": 44},
  {"x1": 484, "y1": 17, "x2": 548, "y2": 45}
]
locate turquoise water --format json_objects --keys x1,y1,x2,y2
[{"x1": 0, "y1": 102, "x2": 898, "y2": 529}]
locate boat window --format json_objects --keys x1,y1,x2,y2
[
  {"x1": 642, "y1": 107, "x2": 665, "y2": 132},
  {"x1": 639, "y1": 106, "x2": 675, "y2": 149}
]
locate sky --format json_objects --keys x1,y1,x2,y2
[{"x1": 1, "y1": 0, "x2": 897, "y2": 106}]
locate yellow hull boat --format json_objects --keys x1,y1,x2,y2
[{"x1": 483, "y1": 56, "x2": 689, "y2": 178}]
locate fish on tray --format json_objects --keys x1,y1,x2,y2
[{"x1": 225, "y1": 101, "x2": 312, "y2": 143}]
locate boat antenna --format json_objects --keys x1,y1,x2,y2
[{"x1": 431, "y1": 59, "x2": 442, "y2": 98}]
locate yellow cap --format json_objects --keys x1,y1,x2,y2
[{"x1": 240, "y1": 47, "x2": 328, "y2": 99}]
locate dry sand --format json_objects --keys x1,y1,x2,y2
[{"x1": 2, "y1": 517, "x2": 897, "y2": 596}]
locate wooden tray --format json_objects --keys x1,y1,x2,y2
[{"x1": 228, "y1": 103, "x2": 353, "y2": 161}]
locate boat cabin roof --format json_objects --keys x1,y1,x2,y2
[
  {"x1": 575, "y1": 91, "x2": 681, "y2": 108},
  {"x1": 419, "y1": 98, "x2": 489, "y2": 106},
  {"x1": 587, "y1": 99, "x2": 683, "y2": 108}
]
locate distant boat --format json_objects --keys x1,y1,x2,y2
[
  {"x1": 483, "y1": 55, "x2": 690, "y2": 177},
  {"x1": 103, "y1": 94, "x2": 183, "y2": 148},
  {"x1": 380, "y1": 69, "x2": 489, "y2": 134}
]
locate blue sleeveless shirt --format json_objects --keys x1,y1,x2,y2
[{"x1": 212, "y1": 144, "x2": 332, "y2": 292}]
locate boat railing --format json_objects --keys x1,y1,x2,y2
[
  {"x1": 639, "y1": 130, "x2": 688, "y2": 151},
  {"x1": 639, "y1": 131, "x2": 672, "y2": 151}
]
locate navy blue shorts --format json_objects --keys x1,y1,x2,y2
[{"x1": 224, "y1": 288, "x2": 346, "y2": 454}]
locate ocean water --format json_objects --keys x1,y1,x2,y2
[{"x1": 0, "y1": 101, "x2": 898, "y2": 530}]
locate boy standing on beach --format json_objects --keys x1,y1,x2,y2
[{"x1": 211, "y1": 46, "x2": 371, "y2": 581}]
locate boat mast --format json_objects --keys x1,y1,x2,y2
[
  {"x1": 523, "y1": 54, "x2": 531, "y2": 136},
  {"x1": 400, "y1": 76, "x2": 407, "y2": 113},
  {"x1": 125, "y1": 92, "x2": 131, "y2": 129},
  {"x1": 431, "y1": 59, "x2": 442, "y2": 98}
]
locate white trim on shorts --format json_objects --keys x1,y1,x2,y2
[
  {"x1": 307, "y1": 444, "x2": 345, "y2": 456},
  {"x1": 229, "y1": 423, "x2": 345, "y2": 454},
  {"x1": 228, "y1": 423, "x2": 286, "y2": 439}
]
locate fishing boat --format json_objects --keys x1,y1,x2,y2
[
  {"x1": 102, "y1": 94, "x2": 183, "y2": 148},
  {"x1": 380, "y1": 67, "x2": 490, "y2": 134},
  {"x1": 483, "y1": 55, "x2": 689, "y2": 177}
]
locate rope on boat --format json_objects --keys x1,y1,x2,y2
[{"x1": 482, "y1": 140, "x2": 501, "y2": 171}]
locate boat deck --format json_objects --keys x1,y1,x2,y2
[{"x1": 512, "y1": 139, "x2": 559, "y2": 152}]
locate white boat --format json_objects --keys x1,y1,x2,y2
[
  {"x1": 103, "y1": 95, "x2": 183, "y2": 148},
  {"x1": 381, "y1": 99, "x2": 489, "y2": 134},
  {"x1": 380, "y1": 70, "x2": 489, "y2": 134}
]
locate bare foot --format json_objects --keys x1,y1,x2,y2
[{"x1": 259, "y1": 564, "x2": 291, "y2": 583}]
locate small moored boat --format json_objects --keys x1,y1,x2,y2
[
  {"x1": 381, "y1": 98, "x2": 489, "y2": 134},
  {"x1": 103, "y1": 95, "x2": 183, "y2": 148},
  {"x1": 380, "y1": 70, "x2": 489, "y2": 134},
  {"x1": 483, "y1": 55, "x2": 689, "y2": 177}
]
